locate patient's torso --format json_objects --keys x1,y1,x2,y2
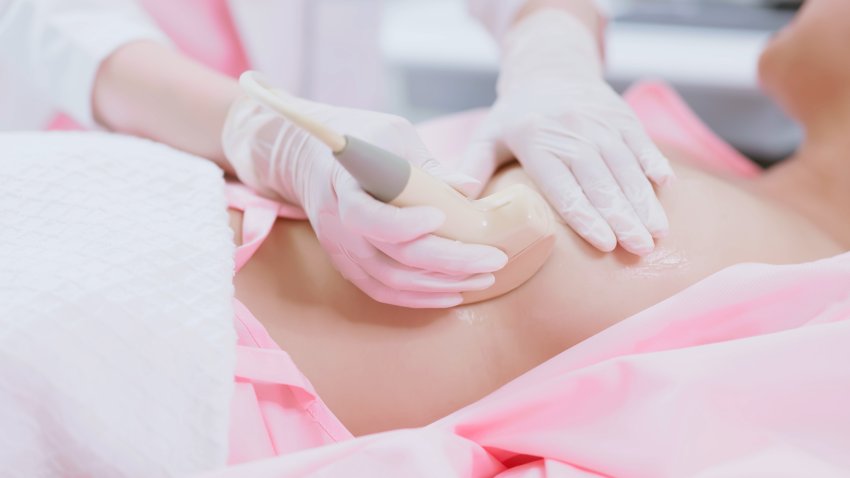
[{"x1": 232, "y1": 157, "x2": 842, "y2": 437}]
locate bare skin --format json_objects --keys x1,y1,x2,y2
[
  {"x1": 230, "y1": 144, "x2": 845, "y2": 436},
  {"x1": 232, "y1": 0, "x2": 850, "y2": 438}
]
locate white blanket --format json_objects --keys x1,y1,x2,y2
[{"x1": 0, "y1": 132, "x2": 236, "y2": 477}]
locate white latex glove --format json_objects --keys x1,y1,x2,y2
[
  {"x1": 461, "y1": 10, "x2": 675, "y2": 256},
  {"x1": 222, "y1": 93, "x2": 508, "y2": 308}
]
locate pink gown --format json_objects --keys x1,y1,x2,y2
[
  {"x1": 224, "y1": 183, "x2": 352, "y2": 464},
  {"x1": 45, "y1": 3, "x2": 849, "y2": 473},
  {"x1": 209, "y1": 81, "x2": 850, "y2": 476}
]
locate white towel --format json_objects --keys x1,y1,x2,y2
[{"x1": 0, "y1": 132, "x2": 236, "y2": 477}]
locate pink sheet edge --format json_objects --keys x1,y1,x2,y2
[{"x1": 198, "y1": 83, "x2": 850, "y2": 477}]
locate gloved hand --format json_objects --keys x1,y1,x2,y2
[
  {"x1": 222, "y1": 92, "x2": 508, "y2": 308},
  {"x1": 461, "y1": 9, "x2": 674, "y2": 256}
]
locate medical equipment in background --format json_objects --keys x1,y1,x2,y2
[
  {"x1": 239, "y1": 71, "x2": 555, "y2": 304},
  {"x1": 382, "y1": 0, "x2": 801, "y2": 164},
  {"x1": 610, "y1": 0, "x2": 802, "y2": 164}
]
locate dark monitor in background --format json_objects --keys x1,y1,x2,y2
[{"x1": 618, "y1": 0, "x2": 799, "y2": 32}]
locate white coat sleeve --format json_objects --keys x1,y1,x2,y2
[{"x1": 0, "y1": 0, "x2": 170, "y2": 127}]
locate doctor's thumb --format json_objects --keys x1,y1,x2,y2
[
  {"x1": 455, "y1": 139, "x2": 505, "y2": 199},
  {"x1": 418, "y1": 158, "x2": 481, "y2": 199},
  {"x1": 400, "y1": 132, "x2": 480, "y2": 198}
]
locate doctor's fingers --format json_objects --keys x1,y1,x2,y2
[
  {"x1": 565, "y1": 142, "x2": 656, "y2": 255},
  {"x1": 599, "y1": 137, "x2": 669, "y2": 239},
  {"x1": 517, "y1": 148, "x2": 616, "y2": 252},
  {"x1": 453, "y1": 139, "x2": 501, "y2": 199},
  {"x1": 416, "y1": 157, "x2": 481, "y2": 199},
  {"x1": 371, "y1": 234, "x2": 508, "y2": 276},
  {"x1": 622, "y1": 127, "x2": 675, "y2": 187},
  {"x1": 327, "y1": 233, "x2": 493, "y2": 307},
  {"x1": 331, "y1": 254, "x2": 464, "y2": 308},
  {"x1": 456, "y1": 117, "x2": 515, "y2": 199},
  {"x1": 394, "y1": 126, "x2": 481, "y2": 198},
  {"x1": 335, "y1": 172, "x2": 445, "y2": 244},
  {"x1": 355, "y1": 248, "x2": 496, "y2": 295}
]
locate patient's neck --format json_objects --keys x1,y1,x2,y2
[
  {"x1": 762, "y1": 120, "x2": 850, "y2": 246},
  {"x1": 793, "y1": 121, "x2": 850, "y2": 205}
]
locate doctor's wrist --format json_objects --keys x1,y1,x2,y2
[
  {"x1": 497, "y1": 9, "x2": 604, "y2": 97},
  {"x1": 514, "y1": 0, "x2": 602, "y2": 38}
]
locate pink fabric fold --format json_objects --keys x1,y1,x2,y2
[
  {"x1": 203, "y1": 252, "x2": 850, "y2": 477},
  {"x1": 623, "y1": 82, "x2": 762, "y2": 179},
  {"x1": 207, "y1": 83, "x2": 850, "y2": 476},
  {"x1": 226, "y1": 182, "x2": 351, "y2": 466}
]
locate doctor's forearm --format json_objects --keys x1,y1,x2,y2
[
  {"x1": 92, "y1": 41, "x2": 240, "y2": 173},
  {"x1": 513, "y1": 0, "x2": 604, "y2": 53}
]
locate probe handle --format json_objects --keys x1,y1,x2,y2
[
  {"x1": 333, "y1": 135, "x2": 413, "y2": 203},
  {"x1": 333, "y1": 135, "x2": 480, "y2": 239},
  {"x1": 334, "y1": 135, "x2": 556, "y2": 306}
]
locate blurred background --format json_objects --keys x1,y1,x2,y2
[
  {"x1": 381, "y1": 0, "x2": 802, "y2": 164},
  {"x1": 0, "y1": 0, "x2": 803, "y2": 164}
]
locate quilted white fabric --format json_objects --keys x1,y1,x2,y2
[{"x1": 0, "y1": 132, "x2": 236, "y2": 477}]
